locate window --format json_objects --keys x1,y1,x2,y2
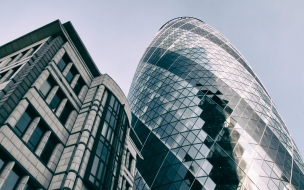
[
  {"x1": 27, "y1": 123, "x2": 46, "y2": 151},
  {"x1": 86, "y1": 93, "x2": 128, "y2": 190},
  {"x1": 49, "y1": 89, "x2": 65, "y2": 112},
  {"x1": 73, "y1": 77, "x2": 85, "y2": 95},
  {"x1": 24, "y1": 180, "x2": 38, "y2": 190},
  {"x1": 39, "y1": 76, "x2": 56, "y2": 98},
  {"x1": 39, "y1": 80, "x2": 51, "y2": 98},
  {"x1": 125, "y1": 182, "x2": 131, "y2": 190},
  {"x1": 0, "y1": 152, "x2": 40, "y2": 189},
  {"x1": 59, "y1": 102, "x2": 73, "y2": 125},
  {"x1": 1, "y1": 165, "x2": 21, "y2": 190},
  {"x1": 57, "y1": 54, "x2": 71, "y2": 71},
  {"x1": 0, "y1": 154, "x2": 8, "y2": 172},
  {"x1": 128, "y1": 154, "x2": 133, "y2": 171},
  {"x1": 14, "y1": 106, "x2": 36, "y2": 137},
  {"x1": 40, "y1": 135, "x2": 57, "y2": 165},
  {"x1": 65, "y1": 66, "x2": 77, "y2": 83}
]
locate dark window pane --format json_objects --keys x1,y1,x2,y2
[
  {"x1": 24, "y1": 183, "x2": 35, "y2": 190},
  {"x1": 59, "y1": 102, "x2": 73, "y2": 125},
  {"x1": 49, "y1": 90, "x2": 65, "y2": 112},
  {"x1": 0, "y1": 70, "x2": 8, "y2": 80},
  {"x1": 57, "y1": 54, "x2": 71, "y2": 71},
  {"x1": 91, "y1": 156, "x2": 99, "y2": 176},
  {"x1": 65, "y1": 66, "x2": 77, "y2": 84},
  {"x1": 57, "y1": 59, "x2": 66, "y2": 71},
  {"x1": 40, "y1": 136, "x2": 57, "y2": 165},
  {"x1": 73, "y1": 77, "x2": 85, "y2": 95},
  {"x1": 14, "y1": 108, "x2": 35, "y2": 137},
  {"x1": 1, "y1": 168, "x2": 20, "y2": 190},
  {"x1": 97, "y1": 162, "x2": 104, "y2": 180},
  {"x1": 24, "y1": 179, "x2": 39, "y2": 190},
  {"x1": 39, "y1": 76, "x2": 56, "y2": 98},
  {"x1": 109, "y1": 95, "x2": 115, "y2": 107},
  {"x1": 27, "y1": 124, "x2": 45, "y2": 151},
  {"x1": 65, "y1": 71, "x2": 74, "y2": 83}
]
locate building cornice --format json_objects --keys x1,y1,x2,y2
[{"x1": 0, "y1": 20, "x2": 101, "y2": 77}]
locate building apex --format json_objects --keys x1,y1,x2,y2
[{"x1": 0, "y1": 20, "x2": 101, "y2": 77}]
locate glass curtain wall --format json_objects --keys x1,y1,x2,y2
[
  {"x1": 85, "y1": 91, "x2": 130, "y2": 190},
  {"x1": 128, "y1": 17, "x2": 304, "y2": 190}
]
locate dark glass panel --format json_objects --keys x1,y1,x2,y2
[
  {"x1": 27, "y1": 123, "x2": 45, "y2": 151},
  {"x1": 57, "y1": 54, "x2": 71, "y2": 71},
  {"x1": 14, "y1": 107, "x2": 35, "y2": 137},
  {"x1": 39, "y1": 76, "x2": 56, "y2": 98},
  {"x1": 91, "y1": 156, "x2": 99, "y2": 176},
  {"x1": 24, "y1": 180, "x2": 38, "y2": 190},
  {"x1": 40, "y1": 135, "x2": 57, "y2": 165},
  {"x1": 73, "y1": 77, "x2": 85, "y2": 95},
  {"x1": 59, "y1": 102, "x2": 73, "y2": 125},
  {"x1": 0, "y1": 70, "x2": 8, "y2": 80},
  {"x1": 85, "y1": 92, "x2": 129, "y2": 190},
  {"x1": 1, "y1": 167, "x2": 20, "y2": 190},
  {"x1": 49, "y1": 90, "x2": 65, "y2": 112},
  {"x1": 109, "y1": 95, "x2": 115, "y2": 107},
  {"x1": 65, "y1": 66, "x2": 77, "y2": 83}
]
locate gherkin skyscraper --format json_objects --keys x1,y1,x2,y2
[{"x1": 128, "y1": 17, "x2": 304, "y2": 190}]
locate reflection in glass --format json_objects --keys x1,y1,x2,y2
[{"x1": 129, "y1": 17, "x2": 304, "y2": 189}]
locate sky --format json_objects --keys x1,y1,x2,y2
[{"x1": 1, "y1": 1, "x2": 304, "y2": 155}]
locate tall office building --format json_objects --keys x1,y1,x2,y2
[
  {"x1": 128, "y1": 17, "x2": 304, "y2": 189},
  {"x1": 0, "y1": 20, "x2": 141, "y2": 190}
]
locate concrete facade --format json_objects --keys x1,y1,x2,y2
[{"x1": 0, "y1": 20, "x2": 140, "y2": 190}]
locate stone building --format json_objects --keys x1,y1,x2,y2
[{"x1": 0, "y1": 20, "x2": 141, "y2": 190}]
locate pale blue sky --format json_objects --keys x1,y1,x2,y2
[{"x1": 1, "y1": 1, "x2": 304, "y2": 155}]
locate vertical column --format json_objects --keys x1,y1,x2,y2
[
  {"x1": 5, "y1": 99, "x2": 29, "y2": 128},
  {"x1": 122, "y1": 179, "x2": 126, "y2": 190},
  {"x1": 130, "y1": 159, "x2": 136, "y2": 176},
  {"x1": 14, "y1": 175, "x2": 29, "y2": 190},
  {"x1": 55, "y1": 98, "x2": 68, "y2": 117},
  {"x1": 70, "y1": 74, "x2": 80, "y2": 89},
  {"x1": 32, "y1": 70, "x2": 50, "y2": 90},
  {"x1": 35, "y1": 131, "x2": 51, "y2": 156},
  {"x1": 62, "y1": 85, "x2": 106, "y2": 189},
  {"x1": 45, "y1": 86, "x2": 59, "y2": 103},
  {"x1": 22, "y1": 117, "x2": 40, "y2": 142},
  {"x1": 52, "y1": 47, "x2": 65, "y2": 65},
  {"x1": 64, "y1": 110, "x2": 78, "y2": 132},
  {"x1": 47, "y1": 144, "x2": 64, "y2": 172},
  {"x1": 125, "y1": 152, "x2": 130, "y2": 169},
  {"x1": 62, "y1": 62, "x2": 73, "y2": 76},
  {"x1": 0, "y1": 161, "x2": 15, "y2": 189},
  {"x1": 78, "y1": 85, "x2": 88, "y2": 102}
]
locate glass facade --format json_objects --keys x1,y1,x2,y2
[
  {"x1": 128, "y1": 17, "x2": 304, "y2": 189},
  {"x1": 85, "y1": 91, "x2": 130, "y2": 190}
]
